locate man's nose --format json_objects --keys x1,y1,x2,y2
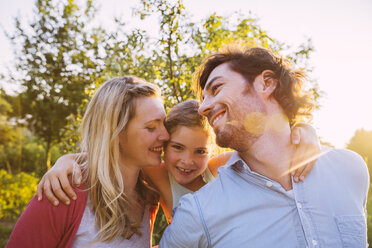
[{"x1": 198, "y1": 97, "x2": 213, "y2": 117}]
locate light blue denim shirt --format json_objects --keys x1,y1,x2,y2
[{"x1": 159, "y1": 147, "x2": 369, "y2": 248}]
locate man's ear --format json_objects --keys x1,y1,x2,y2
[{"x1": 261, "y1": 70, "x2": 278, "y2": 99}]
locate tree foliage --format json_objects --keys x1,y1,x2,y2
[
  {"x1": 347, "y1": 128, "x2": 372, "y2": 171},
  {"x1": 0, "y1": 92, "x2": 21, "y2": 174},
  {"x1": 7, "y1": 0, "x2": 106, "y2": 170},
  {"x1": 133, "y1": 0, "x2": 316, "y2": 111},
  {"x1": 0, "y1": 170, "x2": 39, "y2": 221},
  {"x1": 6, "y1": 0, "x2": 319, "y2": 163}
]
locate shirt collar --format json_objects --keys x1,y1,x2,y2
[{"x1": 224, "y1": 151, "x2": 252, "y2": 173}]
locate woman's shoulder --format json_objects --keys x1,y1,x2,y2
[
  {"x1": 37, "y1": 184, "x2": 88, "y2": 217},
  {"x1": 7, "y1": 185, "x2": 88, "y2": 247}
]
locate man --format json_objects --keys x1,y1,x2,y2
[{"x1": 159, "y1": 45, "x2": 369, "y2": 247}]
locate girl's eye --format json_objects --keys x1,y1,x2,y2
[
  {"x1": 172, "y1": 145, "x2": 183, "y2": 150},
  {"x1": 196, "y1": 149, "x2": 207, "y2": 155}
]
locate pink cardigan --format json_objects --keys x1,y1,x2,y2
[
  {"x1": 7, "y1": 186, "x2": 159, "y2": 248},
  {"x1": 6, "y1": 186, "x2": 88, "y2": 248}
]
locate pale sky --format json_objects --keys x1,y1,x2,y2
[{"x1": 1, "y1": 0, "x2": 372, "y2": 148}]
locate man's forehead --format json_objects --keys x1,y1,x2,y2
[
  {"x1": 201, "y1": 63, "x2": 232, "y2": 97},
  {"x1": 207, "y1": 63, "x2": 231, "y2": 80},
  {"x1": 200, "y1": 62, "x2": 235, "y2": 100}
]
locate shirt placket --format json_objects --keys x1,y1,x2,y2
[
  {"x1": 292, "y1": 179, "x2": 319, "y2": 248},
  {"x1": 237, "y1": 161, "x2": 316, "y2": 248}
]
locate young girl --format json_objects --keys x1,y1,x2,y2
[
  {"x1": 36, "y1": 100, "x2": 319, "y2": 223},
  {"x1": 7, "y1": 76, "x2": 169, "y2": 247}
]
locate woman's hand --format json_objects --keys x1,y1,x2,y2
[
  {"x1": 290, "y1": 124, "x2": 321, "y2": 183},
  {"x1": 36, "y1": 153, "x2": 82, "y2": 206}
]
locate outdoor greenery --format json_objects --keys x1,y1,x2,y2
[
  {"x1": 0, "y1": 170, "x2": 38, "y2": 220},
  {"x1": 0, "y1": 0, "x2": 369, "y2": 246}
]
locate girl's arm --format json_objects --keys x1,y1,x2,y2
[
  {"x1": 37, "y1": 153, "x2": 175, "y2": 221},
  {"x1": 36, "y1": 153, "x2": 82, "y2": 206},
  {"x1": 142, "y1": 164, "x2": 173, "y2": 221},
  {"x1": 289, "y1": 124, "x2": 321, "y2": 182},
  {"x1": 208, "y1": 151, "x2": 234, "y2": 177}
]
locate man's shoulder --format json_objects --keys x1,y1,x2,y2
[
  {"x1": 316, "y1": 146, "x2": 369, "y2": 183},
  {"x1": 321, "y1": 147, "x2": 367, "y2": 168},
  {"x1": 325, "y1": 147, "x2": 364, "y2": 160}
]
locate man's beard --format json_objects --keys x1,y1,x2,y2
[{"x1": 215, "y1": 122, "x2": 261, "y2": 152}]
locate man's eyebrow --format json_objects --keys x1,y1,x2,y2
[{"x1": 204, "y1": 76, "x2": 222, "y2": 93}]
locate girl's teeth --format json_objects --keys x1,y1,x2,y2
[{"x1": 178, "y1": 167, "x2": 192, "y2": 173}]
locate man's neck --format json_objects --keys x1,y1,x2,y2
[{"x1": 239, "y1": 125, "x2": 294, "y2": 191}]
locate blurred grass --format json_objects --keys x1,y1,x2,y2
[
  {"x1": 367, "y1": 189, "x2": 372, "y2": 242},
  {"x1": 0, "y1": 221, "x2": 14, "y2": 248},
  {"x1": 152, "y1": 207, "x2": 168, "y2": 246}
]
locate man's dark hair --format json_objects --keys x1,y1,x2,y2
[{"x1": 193, "y1": 44, "x2": 313, "y2": 125}]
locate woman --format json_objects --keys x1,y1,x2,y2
[
  {"x1": 36, "y1": 100, "x2": 319, "y2": 223},
  {"x1": 7, "y1": 76, "x2": 169, "y2": 247}
]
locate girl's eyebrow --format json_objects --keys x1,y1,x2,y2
[
  {"x1": 195, "y1": 147, "x2": 208, "y2": 150},
  {"x1": 169, "y1": 140, "x2": 184, "y2": 146},
  {"x1": 169, "y1": 140, "x2": 207, "y2": 150}
]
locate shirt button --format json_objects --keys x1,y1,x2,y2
[
  {"x1": 266, "y1": 181, "x2": 273, "y2": 187},
  {"x1": 312, "y1": 239, "x2": 318, "y2": 246},
  {"x1": 297, "y1": 202, "x2": 302, "y2": 209}
]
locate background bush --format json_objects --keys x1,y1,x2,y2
[{"x1": 0, "y1": 170, "x2": 38, "y2": 221}]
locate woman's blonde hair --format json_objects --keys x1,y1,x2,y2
[{"x1": 80, "y1": 76, "x2": 160, "y2": 242}]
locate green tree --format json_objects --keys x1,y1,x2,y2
[
  {"x1": 0, "y1": 170, "x2": 39, "y2": 221},
  {"x1": 0, "y1": 91, "x2": 22, "y2": 174},
  {"x1": 134, "y1": 0, "x2": 317, "y2": 111},
  {"x1": 0, "y1": 90, "x2": 48, "y2": 175},
  {"x1": 7, "y1": 0, "x2": 105, "y2": 171},
  {"x1": 347, "y1": 128, "x2": 372, "y2": 170},
  {"x1": 347, "y1": 129, "x2": 372, "y2": 245}
]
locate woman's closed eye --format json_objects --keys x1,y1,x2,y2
[{"x1": 146, "y1": 126, "x2": 156, "y2": 132}]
